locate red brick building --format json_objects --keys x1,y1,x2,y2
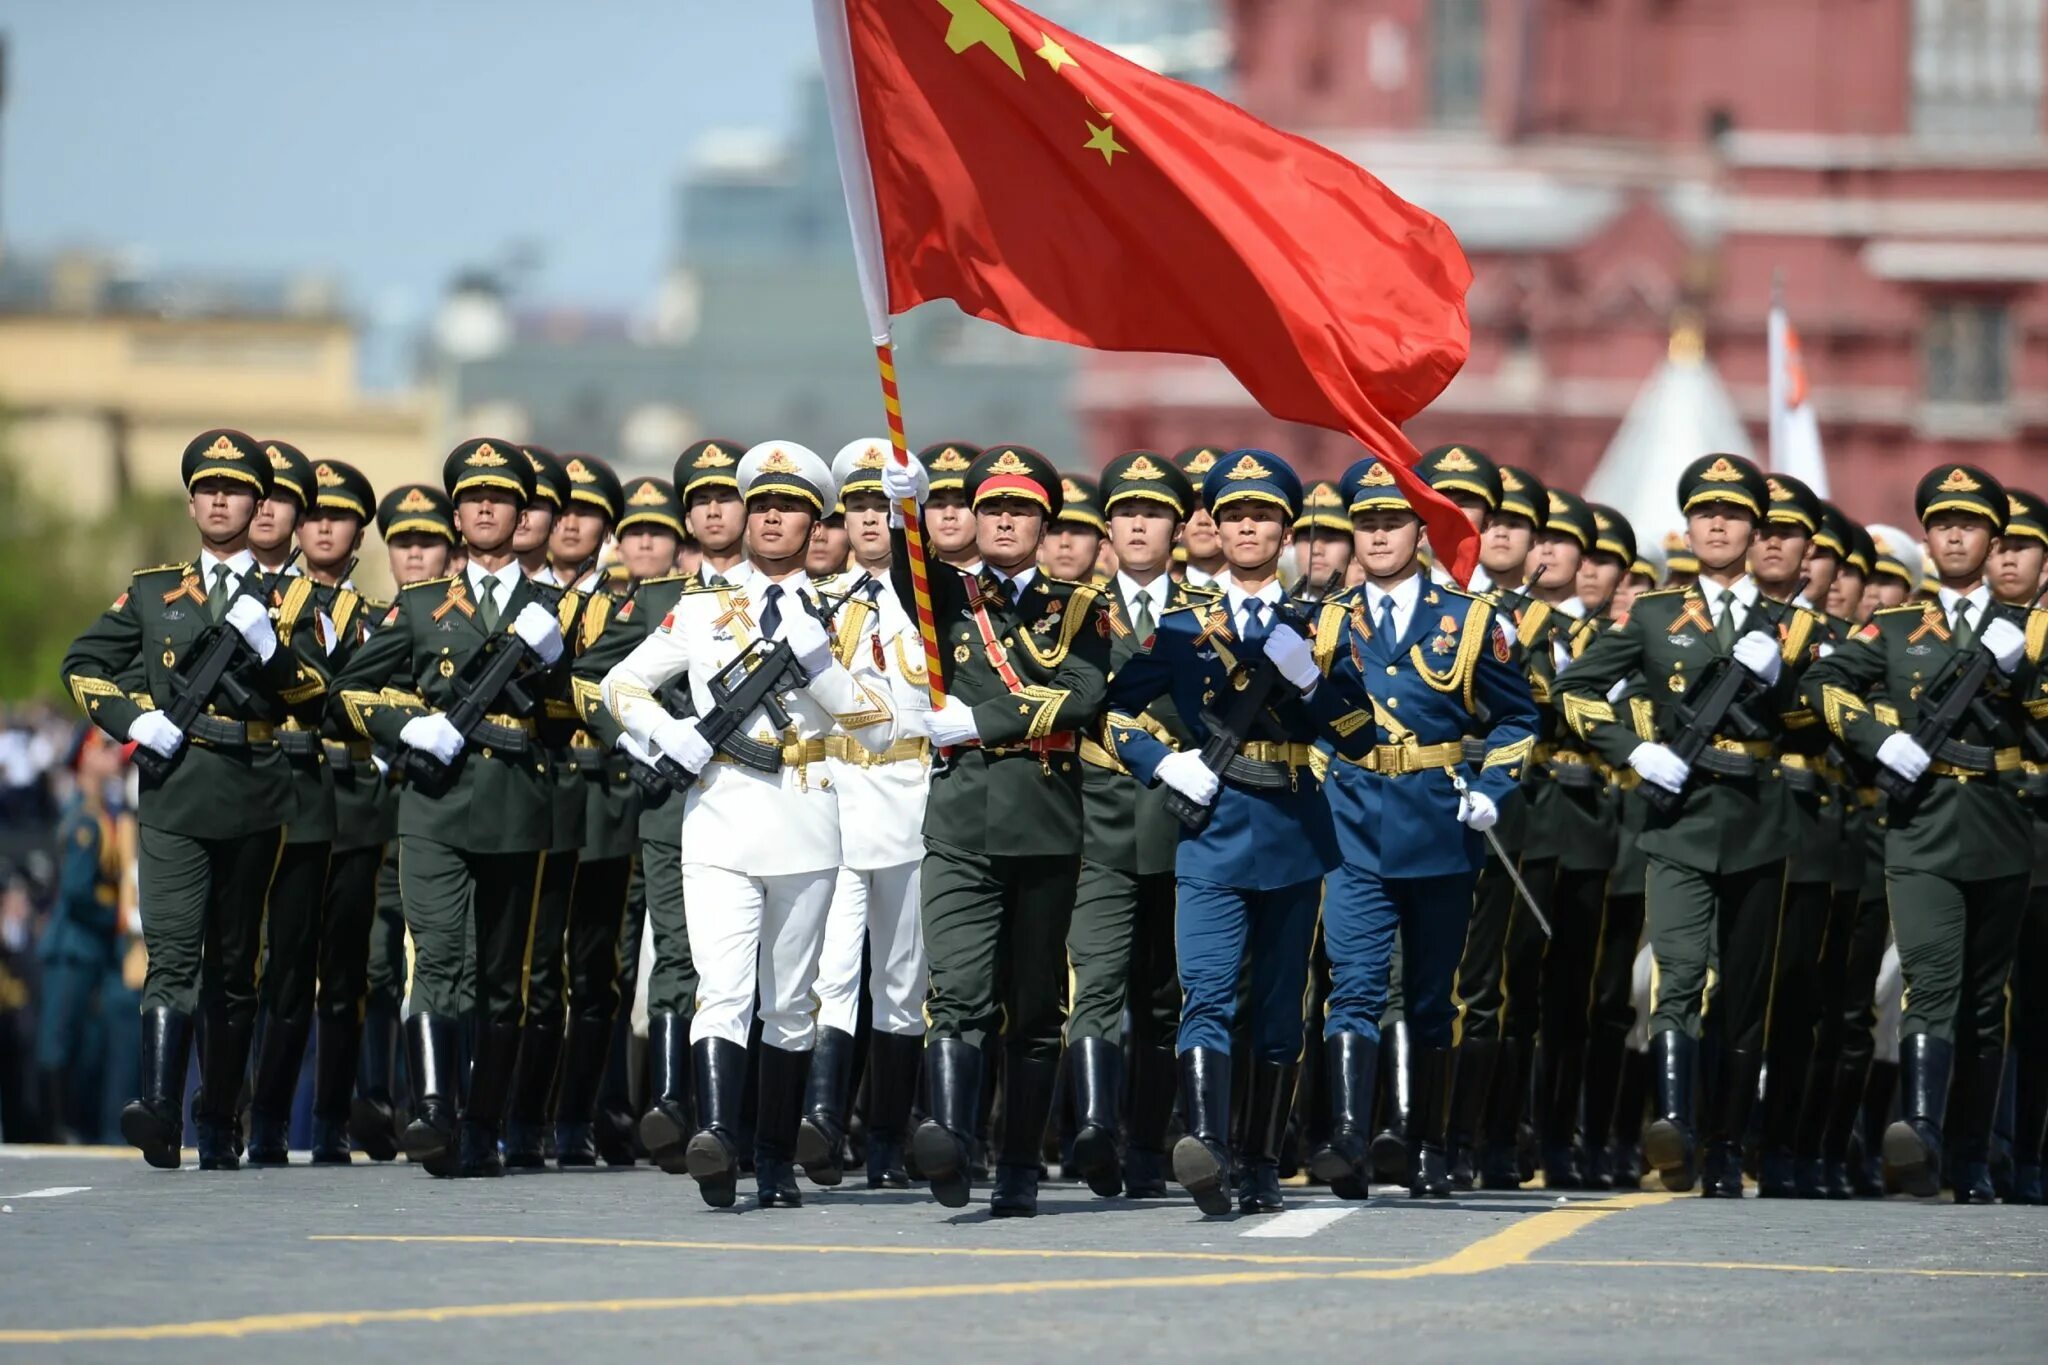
[{"x1": 1076, "y1": 0, "x2": 2048, "y2": 527}]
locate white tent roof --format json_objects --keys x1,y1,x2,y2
[{"x1": 1583, "y1": 324, "x2": 1756, "y2": 557}]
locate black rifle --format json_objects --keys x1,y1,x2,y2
[
  {"x1": 135, "y1": 550, "x2": 302, "y2": 784},
  {"x1": 1166, "y1": 570, "x2": 1342, "y2": 834},
  {"x1": 1878, "y1": 600, "x2": 2026, "y2": 804},
  {"x1": 651, "y1": 577, "x2": 868, "y2": 791},
  {"x1": 1643, "y1": 580, "x2": 1806, "y2": 816}
]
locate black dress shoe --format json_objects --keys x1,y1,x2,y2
[
  {"x1": 501, "y1": 1120, "x2": 548, "y2": 1169},
  {"x1": 1792, "y1": 1155, "x2": 1827, "y2": 1199},
  {"x1": 555, "y1": 1122, "x2": 598, "y2": 1167},
  {"x1": 1952, "y1": 1160, "x2": 1997, "y2": 1205},
  {"x1": 455, "y1": 1121, "x2": 504, "y2": 1178},
  {"x1": 245, "y1": 1113, "x2": 291, "y2": 1167},
  {"x1": 350, "y1": 1095, "x2": 399, "y2": 1162},
  {"x1": 1447, "y1": 1145, "x2": 1478, "y2": 1191},
  {"x1": 1238, "y1": 1161, "x2": 1284, "y2": 1214},
  {"x1": 1698, "y1": 1142, "x2": 1743, "y2": 1199},
  {"x1": 758, "y1": 1156, "x2": 804, "y2": 1208},
  {"x1": 1410, "y1": 1146, "x2": 1452, "y2": 1199},
  {"x1": 309, "y1": 1117, "x2": 353, "y2": 1165},
  {"x1": 1541, "y1": 1146, "x2": 1584, "y2": 1191},
  {"x1": 1121, "y1": 1146, "x2": 1169, "y2": 1199},
  {"x1": 2009, "y1": 1164, "x2": 2044, "y2": 1205},
  {"x1": 1757, "y1": 1150, "x2": 1799, "y2": 1199},
  {"x1": 685, "y1": 1130, "x2": 740, "y2": 1208},
  {"x1": 991, "y1": 1163, "x2": 1040, "y2": 1217},
  {"x1": 195, "y1": 1116, "x2": 242, "y2": 1172},
  {"x1": 866, "y1": 1136, "x2": 911, "y2": 1189}
]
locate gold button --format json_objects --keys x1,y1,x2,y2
[
  {"x1": 1385, "y1": 666, "x2": 1398, "y2": 676},
  {"x1": 1003, "y1": 636, "x2": 1015, "y2": 647},
  {"x1": 482, "y1": 747, "x2": 493, "y2": 759},
  {"x1": 1386, "y1": 697, "x2": 1399, "y2": 709}
]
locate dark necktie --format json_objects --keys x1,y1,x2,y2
[
  {"x1": 760, "y1": 583, "x2": 785, "y2": 641},
  {"x1": 478, "y1": 576, "x2": 501, "y2": 632},
  {"x1": 1715, "y1": 589, "x2": 1737, "y2": 650},
  {"x1": 1952, "y1": 599, "x2": 1976, "y2": 652},
  {"x1": 208, "y1": 564, "x2": 233, "y2": 623},
  {"x1": 1376, "y1": 594, "x2": 1397, "y2": 646},
  {"x1": 1241, "y1": 598, "x2": 1270, "y2": 646},
  {"x1": 1131, "y1": 591, "x2": 1156, "y2": 641}
]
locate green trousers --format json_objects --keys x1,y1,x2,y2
[
  {"x1": 638, "y1": 835, "x2": 699, "y2": 1018},
  {"x1": 1065, "y1": 859, "x2": 1179, "y2": 1046},
  {"x1": 138, "y1": 824, "x2": 283, "y2": 1023},
  {"x1": 1885, "y1": 868, "x2": 2028, "y2": 1045},
  {"x1": 921, "y1": 837, "x2": 1077, "y2": 1063},
  {"x1": 397, "y1": 835, "x2": 540, "y2": 1025},
  {"x1": 1645, "y1": 855, "x2": 1786, "y2": 1049},
  {"x1": 365, "y1": 848, "x2": 406, "y2": 1012}
]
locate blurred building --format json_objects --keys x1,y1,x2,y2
[
  {"x1": 1080, "y1": 0, "x2": 2048, "y2": 527},
  {"x1": 0, "y1": 250, "x2": 437, "y2": 517}
]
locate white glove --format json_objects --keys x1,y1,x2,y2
[
  {"x1": 1456, "y1": 788, "x2": 1499, "y2": 832},
  {"x1": 650, "y1": 715, "x2": 714, "y2": 775},
  {"x1": 223, "y1": 596, "x2": 278, "y2": 663},
  {"x1": 398, "y1": 714, "x2": 464, "y2": 764},
  {"x1": 1262, "y1": 627, "x2": 1320, "y2": 692},
  {"x1": 513, "y1": 601, "x2": 565, "y2": 665},
  {"x1": 1605, "y1": 677, "x2": 1632, "y2": 704},
  {"x1": 1877, "y1": 732, "x2": 1930, "y2": 783},
  {"x1": 617, "y1": 732, "x2": 655, "y2": 765},
  {"x1": 1156, "y1": 749, "x2": 1221, "y2": 806},
  {"x1": 1980, "y1": 617, "x2": 2026, "y2": 676},
  {"x1": 128, "y1": 710, "x2": 185, "y2": 759},
  {"x1": 777, "y1": 606, "x2": 835, "y2": 676},
  {"x1": 881, "y1": 458, "x2": 924, "y2": 506},
  {"x1": 1731, "y1": 631, "x2": 1781, "y2": 686},
  {"x1": 1628, "y1": 742, "x2": 1690, "y2": 795},
  {"x1": 371, "y1": 752, "x2": 390, "y2": 777},
  {"x1": 926, "y1": 698, "x2": 981, "y2": 748}
]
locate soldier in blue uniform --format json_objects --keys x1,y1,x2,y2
[
  {"x1": 1101, "y1": 450, "x2": 1374, "y2": 1215},
  {"x1": 1309, "y1": 456, "x2": 1538, "y2": 1199}
]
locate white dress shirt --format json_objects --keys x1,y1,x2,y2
[
  {"x1": 1363, "y1": 572, "x2": 1424, "y2": 643},
  {"x1": 466, "y1": 559, "x2": 524, "y2": 617},
  {"x1": 1116, "y1": 570, "x2": 1172, "y2": 630},
  {"x1": 197, "y1": 547, "x2": 256, "y2": 599},
  {"x1": 1701, "y1": 574, "x2": 1760, "y2": 633},
  {"x1": 1220, "y1": 574, "x2": 1284, "y2": 638},
  {"x1": 1936, "y1": 581, "x2": 1991, "y2": 634}
]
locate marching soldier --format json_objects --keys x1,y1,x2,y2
[
  {"x1": 1555, "y1": 454, "x2": 1822, "y2": 1198},
  {"x1": 350, "y1": 483, "x2": 458, "y2": 1160},
  {"x1": 1801, "y1": 465, "x2": 2044, "y2": 1202},
  {"x1": 64, "y1": 428, "x2": 330, "y2": 1169},
  {"x1": 574, "y1": 470, "x2": 705, "y2": 1175},
  {"x1": 807, "y1": 498, "x2": 852, "y2": 579},
  {"x1": 797, "y1": 439, "x2": 935, "y2": 1189},
  {"x1": 332, "y1": 438, "x2": 571, "y2": 1178},
  {"x1": 1063, "y1": 451, "x2": 1207, "y2": 1199},
  {"x1": 1290, "y1": 480, "x2": 1354, "y2": 587},
  {"x1": 601, "y1": 441, "x2": 895, "y2": 1209},
  {"x1": 679, "y1": 438, "x2": 750, "y2": 586},
  {"x1": 877, "y1": 444, "x2": 1113, "y2": 1217},
  {"x1": 1100, "y1": 450, "x2": 1372, "y2": 1215},
  {"x1": 919, "y1": 441, "x2": 984, "y2": 571},
  {"x1": 514, "y1": 445, "x2": 566, "y2": 580},
  {"x1": 1311, "y1": 455, "x2": 1537, "y2": 1201},
  {"x1": 1172, "y1": 447, "x2": 1227, "y2": 587},
  {"x1": 1043, "y1": 474, "x2": 1108, "y2": 584}
]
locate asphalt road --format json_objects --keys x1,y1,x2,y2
[{"x1": 2, "y1": 1146, "x2": 2044, "y2": 1362}]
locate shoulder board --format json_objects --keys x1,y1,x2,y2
[
  {"x1": 637, "y1": 572, "x2": 693, "y2": 587},
  {"x1": 579, "y1": 592, "x2": 613, "y2": 649},
  {"x1": 332, "y1": 588, "x2": 362, "y2": 634},
  {"x1": 1433, "y1": 584, "x2": 1479, "y2": 604},
  {"x1": 274, "y1": 576, "x2": 316, "y2": 644},
  {"x1": 1179, "y1": 582, "x2": 1224, "y2": 598},
  {"x1": 2025, "y1": 608, "x2": 2048, "y2": 663},
  {"x1": 1162, "y1": 597, "x2": 1218, "y2": 618},
  {"x1": 1311, "y1": 600, "x2": 1348, "y2": 672},
  {"x1": 1873, "y1": 603, "x2": 1928, "y2": 618},
  {"x1": 401, "y1": 575, "x2": 459, "y2": 594},
  {"x1": 1632, "y1": 588, "x2": 1689, "y2": 603},
  {"x1": 362, "y1": 597, "x2": 392, "y2": 615},
  {"x1": 677, "y1": 581, "x2": 729, "y2": 596},
  {"x1": 132, "y1": 562, "x2": 191, "y2": 579}
]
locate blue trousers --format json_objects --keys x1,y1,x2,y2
[
  {"x1": 1323, "y1": 863, "x2": 1477, "y2": 1049},
  {"x1": 1175, "y1": 875, "x2": 1321, "y2": 1062}
]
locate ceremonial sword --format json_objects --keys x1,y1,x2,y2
[{"x1": 1447, "y1": 766, "x2": 1553, "y2": 940}]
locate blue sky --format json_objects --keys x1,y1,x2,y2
[{"x1": 3, "y1": 1, "x2": 821, "y2": 319}]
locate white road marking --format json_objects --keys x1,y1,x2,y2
[
  {"x1": 0, "y1": 1186, "x2": 91, "y2": 1199},
  {"x1": 1238, "y1": 1207, "x2": 1357, "y2": 1238}
]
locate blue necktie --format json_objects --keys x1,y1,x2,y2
[
  {"x1": 1377, "y1": 594, "x2": 1397, "y2": 647},
  {"x1": 1241, "y1": 599, "x2": 1270, "y2": 646},
  {"x1": 759, "y1": 584, "x2": 785, "y2": 641}
]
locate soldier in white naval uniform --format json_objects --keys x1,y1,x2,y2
[
  {"x1": 796, "y1": 439, "x2": 936, "y2": 1189},
  {"x1": 601, "y1": 441, "x2": 895, "y2": 1209}
]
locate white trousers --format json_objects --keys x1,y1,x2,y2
[
  {"x1": 682, "y1": 864, "x2": 834, "y2": 1051},
  {"x1": 814, "y1": 861, "x2": 928, "y2": 1038}
]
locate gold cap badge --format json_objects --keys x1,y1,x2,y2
[
  {"x1": 1436, "y1": 447, "x2": 1479, "y2": 472},
  {"x1": 627, "y1": 482, "x2": 668, "y2": 507},
  {"x1": 1500, "y1": 469, "x2": 1524, "y2": 493},
  {"x1": 397, "y1": 488, "x2": 436, "y2": 513},
  {"x1": 1224, "y1": 454, "x2": 1270, "y2": 481},
  {"x1": 1360, "y1": 463, "x2": 1397, "y2": 488},
  {"x1": 1937, "y1": 467, "x2": 1981, "y2": 493},
  {"x1": 986, "y1": 450, "x2": 1033, "y2": 476},
  {"x1": 1124, "y1": 454, "x2": 1165, "y2": 480},
  {"x1": 567, "y1": 458, "x2": 596, "y2": 483},
  {"x1": 759, "y1": 449, "x2": 800, "y2": 475},
  {"x1": 209, "y1": 434, "x2": 243, "y2": 460},
  {"x1": 315, "y1": 463, "x2": 344, "y2": 487},
  {"x1": 1701, "y1": 457, "x2": 1744, "y2": 483},
  {"x1": 933, "y1": 447, "x2": 973, "y2": 472},
  {"x1": 469, "y1": 443, "x2": 508, "y2": 467},
  {"x1": 694, "y1": 444, "x2": 734, "y2": 468}
]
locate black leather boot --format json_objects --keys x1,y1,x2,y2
[
  {"x1": 864, "y1": 1031, "x2": 921, "y2": 1189},
  {"x1": 993, "y1": 1045, "x2": 1059, "y2": 1217},
  {"x1": 756, "y1": 1043, "x2": 811, "y2": 1208},
  {"x1": 193, "y1": 1011, "x2": 254, "y2": 1171},
  {"x1": 1855, "y1": 1058, "x2": 1897, "y2": 1196},
  {"x1": 1699, "y1": 1046, "x2": 1759, "y2": 1199},
  {"x1": 458, "y1": 1020, "x2": 520, "y2": 1178},
  {"x1": 911, "y1": 1036, "x2": 982, "y2": 1209},
  {"x1": 1580, "y1": 1027, "x2": 1628, "y2": 1191},
  {"x1": 796, "y1": 1026, "x2": 855, "y2": 1187},
  {"x1": 350, "y1": 999, "x2": 401, "y2": 1162},
  {"x1": 639, "y1": 1013, "x2": 694, "y2": 1174},
  {"x1": 1611, "y1": 1046, "x2": 1648, "y2": 1187},
  {"x1": 1068, "y1": 1036, "x2": 1125, "y2": 1198},
  {"x1": 247, "y1": 1009, "x2": 311, "y2": 1166},
  {"x1": 503, "y1": 1017, "x2": 563, "y2": 1170},
  {"x1": 685, "y1": 1036, "x2": 748, "y2": 1208},
  {"x1": 1540, "y1": 1034, "x2": 1587, "y2": 1192},
  {"x1": 1172, "y1": 1048, "x2": 1235, "y2": 1216},
  {"x1": 310, "y1": 1011, "x2": 361, "y2": 1164},
  {"x1": 1817, "y1": 1052, "x2": 1870, "y2": 1200},
  {"x1": 1307, "y1": 1031, "x2": 1376, "y2": 1200},
  {"x1": 552, "y1": 1016, "x2": 613, "y2": 1168},
  {"x1": 403, "y1": 1013, "x2": 461, "y2": 1177},
  {"x1": 121, "y1": 1007, "x2": 192, "y2": 1169},
  {"x1": 1883, "y1": 1034, "x2": 1951, "y2": 1199},
  {"x1": 1122, "y1": 1043, "x2": 1177, "y2": 1198},
  {"x1": 1643, "y1": 1030, "x2": 1699, "y2": 1194},
  {"x1": 1446, "y1": 1037, "x2": 1498, "y2": 1191},
  {"x1": 592, "y1": 1011, "x2": 639, "y2": 1166},
  {"x1": 1949, "y1": 1046, "x2": 2004, "y2": 1205},
  {"x1": 1758, "y1": 1040, "x2": 1810, "y2": 1199},
  {"x1": 1479, "y1": 1037, "x2": 1528, "y2": 1189},
  {"x1": 1409, "y1": 1045, "x2": 1455, "y2": 1198},
  {"x1": 1237, "y1": 1059, "x2": 1298, "y2": 1214},
  {"x1": 1370, "y1": 1022, "x2": 1412, "y2": 1185}
]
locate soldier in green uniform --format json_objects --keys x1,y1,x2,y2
[
  {"x1": 1555, "y1": 454, "x2": 1822, "y2": 1198},
  {"x1": 1987, "y1": 487, "x2": 2048, "y2": 1202},
  {"x1": 1042, "y1": 474, "x2": 1106, "y2": 585},
  {"x1": 351, "y1": 483, "x2": 457, "y2": 1159},
  {"x1": 1172, "y1": 447, "x2": 1227, "y2": 587},
  {"x1": 63, "y1": 428, "x2": 331, "y2": 1169},
  {"x1": 331, "y1": 438, "x2": 571, "y2": 1178},
  {"x1": 919, "y1": 441, "x2": 984, "y2": 571},
  {"x1": 1064, "y1": 451, "x2": 1207, "y2": 1199},
  {"x1": 575, "y1": 467, "x2": 705, "y2": 1172},
  {"x1": 1290, "y1": 480, "x2": 1354, "y2": 587},
  {"x1": 1801, "y1": 464, "x2": 2045, "y2": 1202},
  {"x1": 879, "y1": 444, "x2": 1114, "y2": 1217}
]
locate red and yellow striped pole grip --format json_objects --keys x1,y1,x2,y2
[{"x1": 876, "y1": 341, "x2": 946, "y2": 707}]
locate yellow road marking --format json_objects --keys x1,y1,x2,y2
[
  {"x1": 1543, "y1": 1258, "x2": 2048, "y2": 1281},
  {"x1": 310, "y1": 1233, "x2": 1411, "y2": 1268},
  {"x1": 0, "y1": 1144, "x2": 154, "y2": 1162}
]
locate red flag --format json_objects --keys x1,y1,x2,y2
[{"x1": 815, "y1": 0, "x2": 1478, "y2": 577}]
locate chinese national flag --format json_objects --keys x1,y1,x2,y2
[{"x1": 815, "y1": 0, "x2": 1478, "y2": 577}]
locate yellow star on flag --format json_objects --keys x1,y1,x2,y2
[
  {"x1": 1036, "y1": 33, "x2": 1076, "y2": 73},
  {"x1": 938, "y1": 0, "x2": 1024, "y2": 78},
  {"x1": 1084, "y1": 122, "x2": 1127, "y2": 166}
]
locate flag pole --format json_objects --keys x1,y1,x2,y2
[{"x1": 874, "y1": 339, "x2": 947, "y2": 705}]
